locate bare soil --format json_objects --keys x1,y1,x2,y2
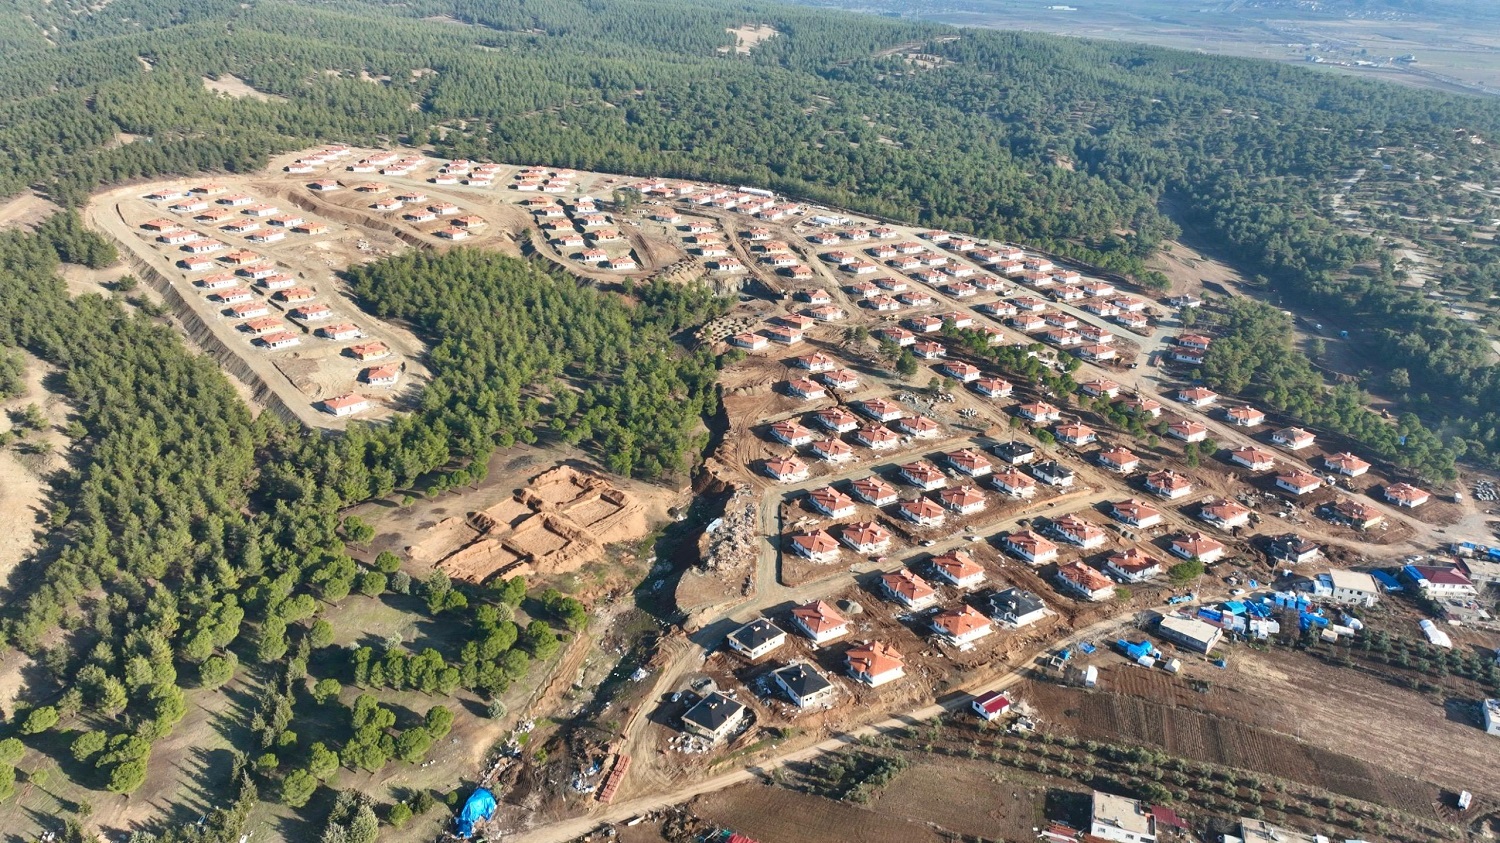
[
  {"x1": 201, "y1": 74, "x2": 287, "y2": 102},
  {"x1": 692, "y1": 783, "x2": 951, "y2": 843}
]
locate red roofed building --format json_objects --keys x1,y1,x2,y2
[
  {"x1": 841, "y1": 521, "x2": 893, "y2": 555},
  {"x1": 881, "y1": 569, "x2": 938, "y2": 609},
  {"x1": 846, "y1": 642, "x2": 905, "y2": 687},
  {"x1": 788, "y1": 529, "x2": 840, "y2": 564},
  {"x1": 1055, "y1": 561, "x2": 1115, "y2": 602},
  {"x1": 929, "y1": 551, "x2": 985, "y2": 589},
  {"x1": 790, "y1": 601, "x2": 849, "y2": 644},
  {"x1": 933, "y1": 605, "x2": 992, "y2": 646}
]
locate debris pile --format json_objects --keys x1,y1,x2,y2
[{"x1": 700, "y1": 486, "x2": 758, "y2": 573}]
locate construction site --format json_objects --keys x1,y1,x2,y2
[{"x1": 61, "y1": 147, "x2": 1500, "y2": 843}]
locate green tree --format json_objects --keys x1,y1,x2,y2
[
  {"x1": 20, "y1": 707, "x2": 57, "y2": 735},
  {"x1": 309, "y1": 619, "x2": 335, "y2": 649},
  {"x1": 199, "y1": 653, "x2": 237, "y2": 689},
  {"x1": 71, "y1": 731, "x2": 106, "y2": 763},
  {"x1": 356, "y1": 572, "x2": 388, "y2": 597},
  {"x1": 280, "y1": 769, "x2": 318, "y2": 808},
  {"x1": 1168, "y1": 560, "x2": 1205, "y2": 584},
  {"x1": 309, "y1": 742, "x2": 341, "y2": 780},
  {"x1": 108, "y1": 759, "x2": 148, "y2": 794},
  {"x1": 374, "y1": 552, "x2": 402, "y2": 574}
]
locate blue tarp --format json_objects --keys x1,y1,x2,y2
[
  {"x1": 1298, "y1": 610, "x2": 1329, "y2": 631},
  {"x1": 1197, "y1": 608, "x2": 1224, "y2": 623},
  {"x1": 1223, "y1": 601, "x2": 1248, "y2": 615},
  {"x1": 456, "y1": 788, "x2": 498, "y2": 838},
  {"x1": 1079, "y1": 642, "x2": 1097, "y2": 654},
  {"x1": 1371, "y1": 570, "x2": 1402, "y2": 592},
  {"x1": 1118, "y1": 639, "x2": 1153, "y2": 660}
]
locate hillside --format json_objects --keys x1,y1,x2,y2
[{"x1": 0, "y1": 0, "x2": 1499, "y2": 838}]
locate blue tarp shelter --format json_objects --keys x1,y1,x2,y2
[
  {"x1": 1371, "y1": 570, "x2": 1402, "y2": 592},
  {"x1": 456, "y1": 788, "x2": 498, "y2": 838}
]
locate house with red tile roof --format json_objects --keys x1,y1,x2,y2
[
  {"x1": 1166, "y1": 419, "x2": 1208, "y2": 442},
  {"x1": 322, "y1": 393, "x2": 370, "y2": 416},
  {"x1": 1079, "y1": 378, "x2": 1121, "y2": 399},
  {"x1": 819, "y1": 369, "x2": 860, "y2": 392},
  {"x1": 1109, "y1": 498, "x2": 1163, "y2": 529},
  {"x1": 1052, "y1": 514, "x2": 1106, "y2": 549},
  {"x1": 841, "y1": 521, "x2": 892, "y2": 555},
  {"x1": 1199, "y1": 499, "x2": 1251, "y2": 529},
  {"x1": 1097, "y1": 447, "x2": 1140, "y2": 474},
  {"x1": 1119, "y1": 395, "x2": 1163, "y2": 418},
  {"x1": 1170, "y1": 531, "x2": 1226, "y2": 563},
  {"x1": 933, "y1": 605, "x2": 992, "y2": 646},
  {"x1": 1146, "y1": 469, "x2": 1194, "y2": 500},
  {"x1": 929, "y1": 551, "x2": 985, "y2": 590},
  {"x1": 1324, "y1": 452, "x2": 1371, "y2": 477},
  {"x1": 816, "y1": 407, "x2": 860, "y2": 433},
  {"x1": 898, "y1": 497, "x2": 947, "y2": 527},
  {"x1": 786, "y1": 378, "x2": 827, "y2": 401},
  {"x1": 1055, "y1": 561, "x2": 1115, "y2": 602},
  {"x1": 1384, "y1": 482, "x2": 1430, "y2": 508},
  {"x1": 898, "y1": 460, "x2": 947, "y2": 491},
  {"x1": 810, "y1": 437, "x2": 854, "y2": 464},
  {"x1": 1230, "y1": 447, "x2": 1277, "y2": 471},
  {"x1": 790, "y1": 601, "x2": 849, "y2": 644},
  {"x1": 938, "y1": 485, "x2": 986, "y2": 516},
  {"x1": 882, "y1": 569, "x2": 938, "y2": 610},
  {"x1": 1105, "y1": 548, "x2": 1163, "y2": 583},
  {"x1": 764, "y1": 455, "x2": 810, "y2": 482},
  {"x1": 807, "y1": 487, "x2": 857, "y2": 519},
  {"x1": 853, "y1": 425, "x2": 901, "y2": 451},
  {"x1": 989, "y1": 469, "x2": 1037, "y2": 499},
  {"x1": 945, "y1": 448, "x2": 992, "y2": 478},
  {"x1": 974, "y1": 377, "x2": 1012, "y2": 398},
  {"x1": 1054, "y1": 422, "x2": 1097, "y2": 447},
  {"x1": 289, "y1": 303, "x2": 333, "y2": 321},
  {"x1": 846, "y1": 641, "x2": 905, "y2": 687},
  {"x1": 1275, "y1": 471, "x2": 1324, "y2": 496},
  {"x1": 1176, "y1": 386, "x2": 1219, "y2": 407},
  {"x1": 1271, "y1": 427, "x2": 1316, "y2": 451},
  {"x1": 769, "y1": 420, "x2": 815, "y2": 447},
  {"x1": 894, "y1": 415, "x2": 940, "y2": 439},
  {"x1": 348, "y1": 341, "x2": 390, "y2": 361},
  {"x1": 362, "y1": 364, "x2": 402, "y2": 387},
  {"x1": 1003, "y1": 530, "x2": 1058, "y2": 565},
  {"x1": 1225, "y1": 406, "x2": 1266, "y2": 427},
  {"x1": 849, "y1": 476, "x2": 899, "y2": 506},
  {"x1": 788, "y1": 530, "x2": 841, "y2": 564}
]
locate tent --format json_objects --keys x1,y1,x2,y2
[{"x1": 456, "y1": 788, "x2": 498, "y2": 838}]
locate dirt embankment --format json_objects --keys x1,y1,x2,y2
[{"x1": 112, "y1": 240, "x2": 302, "y2": 424}]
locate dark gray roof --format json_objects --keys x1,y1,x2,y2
[
  {"x1": 992, "y1": 441, "x2": 1035, "y2": 461},
  {"x1": 1268, "y1": 533, "x2": 1319, "y2": 557},
  {"x1": 773, "y1": 663, "x2": 832, "y2": 698},
  {"x1": 989, "y1": 587, "x2": 1045, "y2": 618},
  {"x1": 1033, "y1": 460, "x2": 1073, "y2": 478},
  {"x1": 728, "y1": 618, "x2": 785, "y2": 651},
  {"x1": 682, "y1": 692, "x2": 745, "y2": 732}
]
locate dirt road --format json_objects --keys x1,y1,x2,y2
[{"x1": 503, "y1": 609, "x2": 1141, "y2": 843}]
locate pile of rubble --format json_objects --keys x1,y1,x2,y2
[
  {"x1": 1475, "y1": 479, "x2": 1497, "y2": 502},
  {"x1": 700, "y1": 487, "x2": 758, "y2": 573}
]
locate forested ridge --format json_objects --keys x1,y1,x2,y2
[{"x1": 2, "y1": 0, "x2": 1500, "y2": 463}]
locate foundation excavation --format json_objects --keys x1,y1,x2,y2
[{"x1": 409, "y1": 465, "x2": 648, "y2": 583}]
